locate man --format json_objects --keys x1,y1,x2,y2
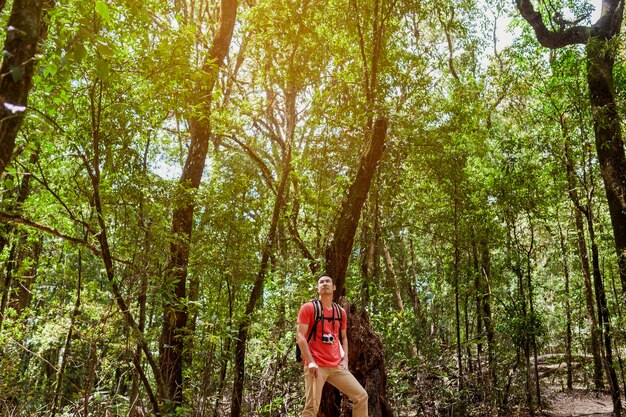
[{"x1": 296, "y1": 275, "x2": 368, "y2": 416}]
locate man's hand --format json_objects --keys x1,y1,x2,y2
[
  {"x1": 339, "y1": 358, "x2": 348, "y2": 371},
  {"x1": 308, "y1": 362, "x2": 319, "y2": 378}
]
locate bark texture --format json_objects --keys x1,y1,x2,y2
[
  {"x1": 326, "y1": 117, "x2": 388, "y2": 298},
  {"x1": 0, "y1": 0, "x2": 53, "y2": 175}
]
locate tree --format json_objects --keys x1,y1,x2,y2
[
  {"x1": 0, "y1": 0, "x2": 54, "y2": 175},
  {"x1": 515, "y1": 0, "x2": 626, "y2": 334},
  {"x1": 160, "y1": 0, "x2": 238, "y2": 406}
]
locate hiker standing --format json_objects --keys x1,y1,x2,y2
[{"x1": 296, "y1": 275, "x2": 368, "y2": 417}]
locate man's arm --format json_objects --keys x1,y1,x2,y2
[
  {"x1": 340, "y1": 327, "x2": 349, "y2": 371},
  {"x1": 296, "y1": 322, "x2": 318, "y2": 377}
]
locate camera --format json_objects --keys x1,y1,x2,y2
[{"x1": 322, "y1": 333, "x2": 335, "y2": 344}]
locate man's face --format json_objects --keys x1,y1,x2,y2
[{"x1": 317, "y1": 276, "x2": 335, "y2": 295}]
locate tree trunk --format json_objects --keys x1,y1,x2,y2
[
  {"x1": 320, "y1": 117, "x2": 391, "y2": 417},
  {"x1": 325, "y1": 118, "x2": 387, "y2": 298},
  {"x1": 160, "y1": 0, "x2": 237, "y2": 405},
  {"x1": 453, "y1": 194, "x2": 464, "y2": 392},
  {"x1": 0, "y1": 240, "x2": 18, "y2": 332},
  {"x1": 85, "y1": 80, "x2": 165, "y2": 414},
  {"x1": 0, "y1": 0, "x2": 53, "y2": 175},
  {"x1": 526, "y1": 221, "x2": 541, "y2": 409},
  {"x1": 0, "y1": 149, "x2": 39, "y2": 328},
  {"x1": 585, "y1": 40, "x2": 626, "y2": 299},
  {"x1": 587, "y1": 207, "x2": 622, "y2": 415},
  {"x1": 382, "y1": 242, "x2": 416, "y2": 358},
  {"x1": 472, "y1": 240, "x2": 485, "y2": 389},
  {"x1": 50, "y1": 249, "x2": 82, "y2": 417},
  {"x1": 480, "y1": 240, "x2": 497, "y2": 405},
  {"x1": 556, "y1": 216, "x2": 573, "y2": 390}
]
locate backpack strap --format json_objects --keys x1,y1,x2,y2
[
  {"x1": 333, "y1": 302, "x2": 344, "y2": 342},
  {"x1": 308, "y1": 300, "x2": 345, "y2": 343},
  {"x1": 306, "y1": 299, "x2": 323, "y2": 342}
]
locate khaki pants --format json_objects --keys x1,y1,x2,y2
[{"x1": 302, "y1": 366, "x2": 368, "y2": 417}]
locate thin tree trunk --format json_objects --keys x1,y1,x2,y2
[
  {"x1": 453, "y1": 194, "x2": 464, "y2": 393},
  {"x1": 480, "y1": 239, "x2": 497, "y2": 409},
  {"x1": 230, "y1": 143, "x2": 291, "y2": 417},
  {"x1": 526, "y1": 219, "x2": 541, "y2": 409},
  {"x1": 510, "y1": 220, "x2": 533, "y2": 416},
  {"x1": 160, "y1": 0, "x2": 237, "y2": 405},
  {"x1": 563, "y1": 134, "x2": 604, "y2": 390},
  {"x1": 472, "y1": 240, "x2": 483, "y2": 389},
  {"x1": 587, "y1": 207, "x2": 622, "y2": 415},
  {"x1": 556, "y1": 216, "x2": 573, "y2": 390},
  {"x1": 0, "y1": 240, "x2": 18, "y2": 332},
  {"x1": 50, "y1": 249, "x2": 82, "y2": 417},
  {"x1": 382, "y1": 243, "x2": 404, "y2": 312},
  {"x1": 84, "y1": 80, "x2": 165, "y2": 414},
  {"x1": 0, "y1": 149, "x2": 39, "y2": 327},
  {"x1": 382, "y1": 243, "x2": 416, "y2": 358}
]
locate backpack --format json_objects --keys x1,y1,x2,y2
[{"x1": 296, "y1": 299, "x2": 343, "y2": 363}]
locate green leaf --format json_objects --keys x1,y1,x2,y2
[
  {"x1": 73, "y1": 43, "x2": 87, "y2": 62},
  {"x1": 95, "y1": 1, "x2": 112, "y2": 24},
  {"x1": 3, "y1": 177, "x2": 15, "y2": 190},
  {"x1": 95, "y1": 58, "x2": 109, "y2": 80},
  {"x1": 44, "y1": 62, "x2": 58, "y2": 77},
  {"x1": 96, "y1": 41, "x2": 115, "y2": 58}
]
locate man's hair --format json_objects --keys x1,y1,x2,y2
[{"x1": 316, "y1": 274, "x2": 333, "y2": 284}]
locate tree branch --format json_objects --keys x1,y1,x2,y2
[{"x1": 515, "y1": 0, "x2": 594, "y2": 47}]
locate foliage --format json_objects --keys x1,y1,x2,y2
[{"x1": 0, "y1": 0, "x2": 625, "y2": 415}]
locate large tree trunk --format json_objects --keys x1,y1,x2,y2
[
  {"x1": 0, "y1": 0, "x2": 53, "y2": 175},
  {"x1": 325, "y1": 118, "x2": 387, "y2": 297},
  {"x1": 585, "y1": 40, "x2": 626, "y2": 297},
  {"x1": 320, "y1": 117, "x2": 392, "y2": 417},
  {"x1": 160, "y1": 0, "x2": 237, "y2": 405},
  {"x1": 515, "y1": 4, "x2": 626, "y2": 410}
]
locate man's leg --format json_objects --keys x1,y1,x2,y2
[
  {"x1": 326, "y1": 368, "x2": 368, "y2": 417},
  {"x1": 302, "y1": 366, "x2": 329, "y2": 417}
]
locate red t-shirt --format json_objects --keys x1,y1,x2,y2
[{"x1": 297, "y1": 301, "x2": 347, "y2": 367}]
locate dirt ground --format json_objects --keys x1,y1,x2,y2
[{"x1": 542, "y1": 387, "x2": 614, "y2": 417}]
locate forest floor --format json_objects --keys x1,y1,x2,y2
[{"x1": 542, "y1": 386, "x2": 613, "y2": 417}]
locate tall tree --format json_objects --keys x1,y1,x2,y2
[
  {"x1": 0, "y1": 0, "x2": 54, "y2": 175},
  {"x1": 160, "y1": 0, "x2": 237, "y2": 405},
  {"x1": 323, "y1": 116, "x2": 393, "y2": 417},
  {"x1": 515, "y1": 0, "x2": 626, "y2": 329}
]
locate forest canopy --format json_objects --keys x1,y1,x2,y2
[{"x1": 1, "y1": 0, "x2": 626, "y2": 416}]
